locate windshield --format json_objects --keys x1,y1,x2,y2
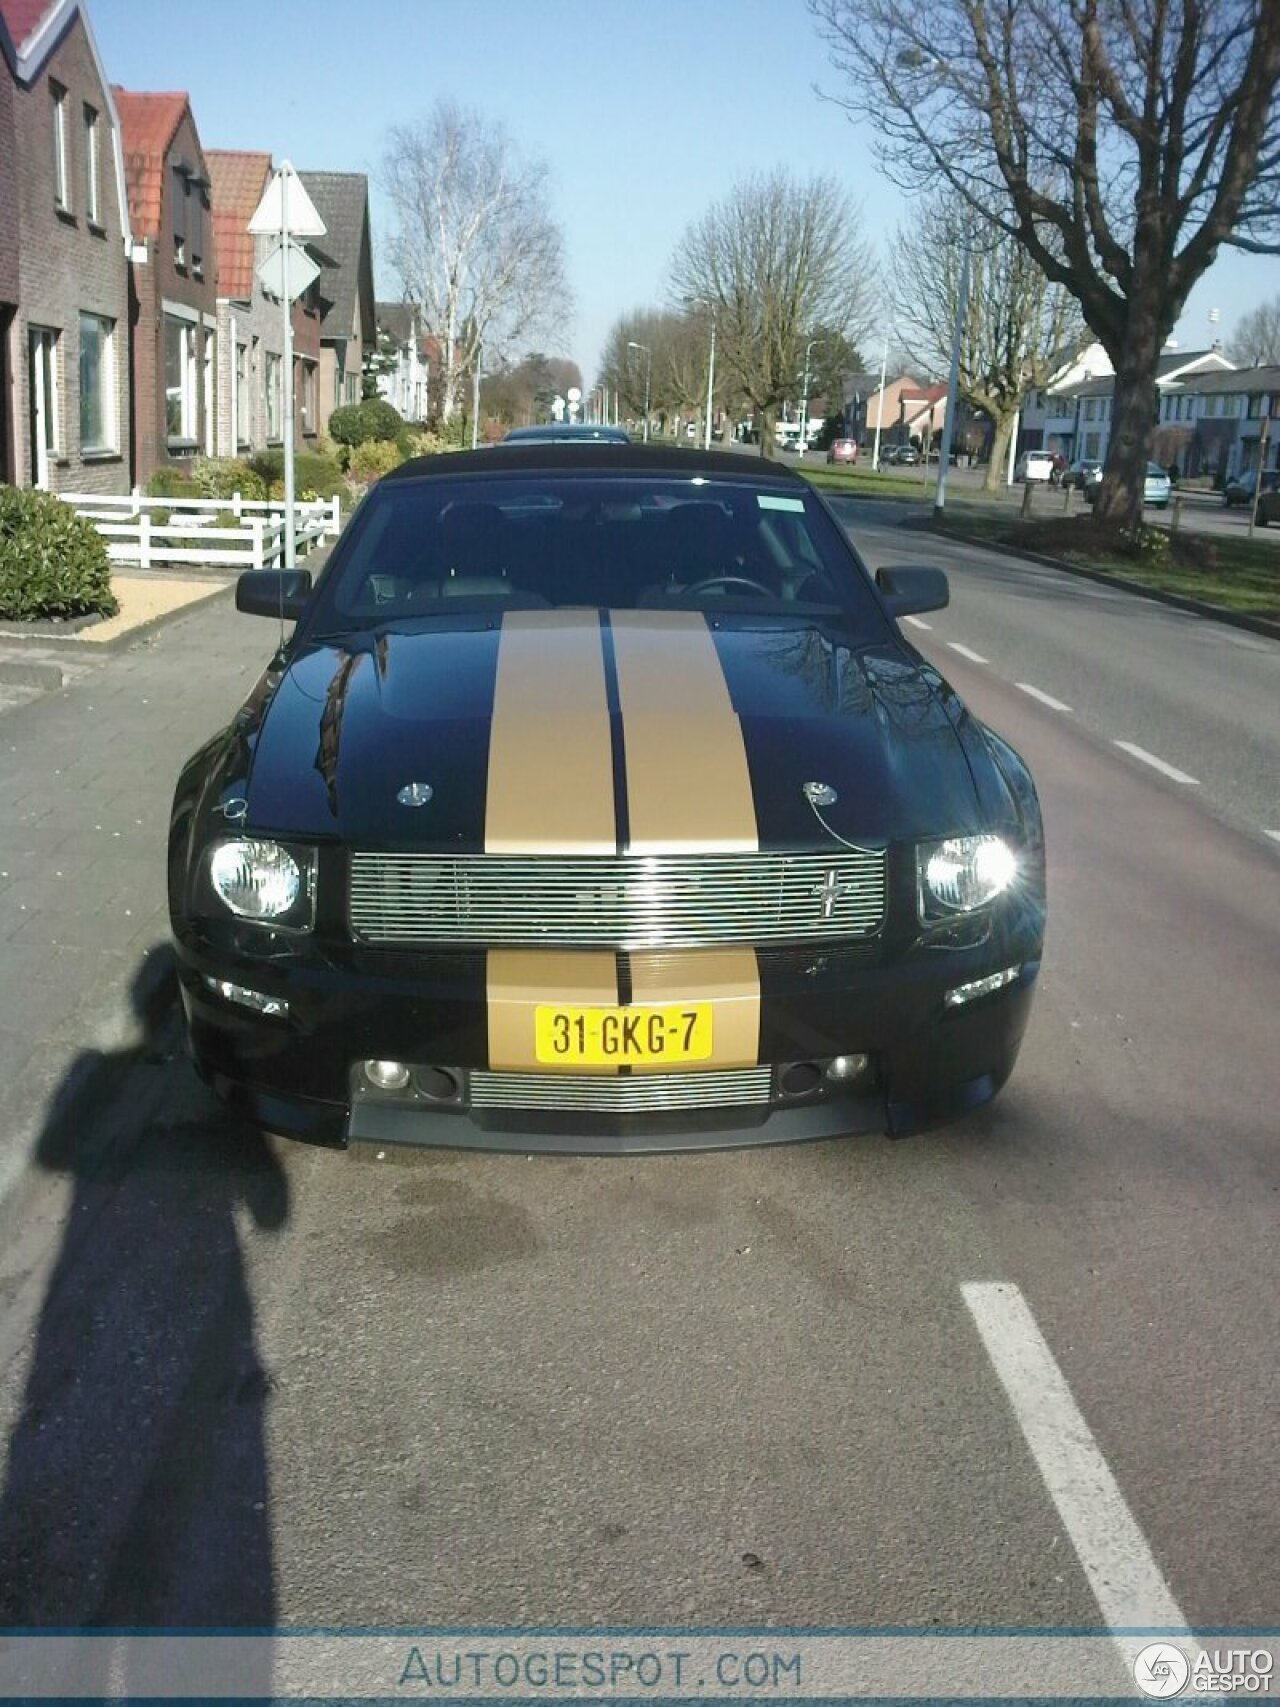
[{"x1": 306, "y1": 472, "x2": 891, "y2": 638}]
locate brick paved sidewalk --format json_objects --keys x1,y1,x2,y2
[{"x1": 0, "y1": 589, "x2": 275, "y2": 1204}]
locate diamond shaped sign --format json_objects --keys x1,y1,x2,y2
[{"x1": 257, "y1": 238, "x2": 321, "y2": 303}]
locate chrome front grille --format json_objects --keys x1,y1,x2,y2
[
  {"x1": 469, "y1": 1068, "x2": 773, "y2": 1112},
  {"x1": 348, "y1": 850, "x2": 887, "y2": 948}
]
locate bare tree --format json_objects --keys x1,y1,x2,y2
[
  {"x1": 810, "y1": 0, "x2": 1280, "y2": 523},
  {"x1": 381, "y1": 101, "x2": 573, "y2": 422},
  {"x1": 670, "y1": 172, "x2": 877, "y2": 456},
  {"x1": 1229, "y1": 293, "x2": 1280, "y2": 364},
  {"x1": 893, "y1": 200, "x2": 1086, "y2": 489}
]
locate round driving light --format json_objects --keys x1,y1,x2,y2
[
  {"x1": 826, "y1": 1053, "x2": 869, "y2": 1082},
  {"x1": 416, "y1": 1067, "x2": 461, "y2": 1102},
  {"x1": 209, "y1": 839, "x2": 302, "y2": 920},
  {"x1": 363, "y1": 1059, "x2": 411, "y2": 1092},
  {"x1": 924, "y1": 834, "x2": 1018, "y2": 912}
]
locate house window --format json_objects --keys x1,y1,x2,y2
[
  {"x1": 83, "y1": 106, "x2": 100, "y2": 225},
  {"x1": 164, "y1": 315, "x2": 198, "y2": 443},
  {"x1": 300, "y1": 362, "x2": 317, "y2": 435},
  {"x1": 78, "y1": 313, "x2": 116, "y2": 453},
  {"x1": 28, "y1": 328, "x2": 60, "y2": 488},
  {"x1": 172, "y1": 166, "x2": 187, "y2": 269},
  {"x1": 191, "y1": 187, "x2": 205, "y2": 278},
  {"x1": 1084, "y1": 399, "x2": 1096, "y2": 421},
  {"x1": 203, "y1": 327, "x2": 216, "y2": 454},
  {"x1": 344, "y1": 372, "x2": 359, "y2": 405},
  {"x1": 52, "y1": 84, "x2": 70, "y2": 210},
  {"x1": 235, "y1": 342, "x2": 251, "y2": 446},
  {"x1": 265, "y1": 352, "x2": 283, "y2": 440}
]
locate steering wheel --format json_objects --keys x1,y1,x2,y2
[{"x1": 682, "y1": 574, "x2": 773, "y2": 598}]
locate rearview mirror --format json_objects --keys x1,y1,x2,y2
[
  {"x1": 876, "y1": 565, "x2": 949, "y2": 619},
  {"x1": 235, "y1": 569, "x2": 313, "y2": 621}
]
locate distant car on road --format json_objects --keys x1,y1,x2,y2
[
  {"x1": 1222, "y1": 469, "x2": 1280, "y2": 507},
  {"x1": 502, "y1": 424, "x2": 630, "y2": 445},
  {"x1": 885, "y1": 444, "x2": 919, "y2": 466},
  {"x1": 1014, "y1": 449, "x2": 1055, "y2": 483},
  {"x1": 1061, "y1": 458, "x2": 1102, "y2": 492},
  {"x1": 827, "y1": 438, "x2": 858, "y2": 465},
  {"x1": 1083, "y1": 462, "x2": 1171, "y2": 508}
]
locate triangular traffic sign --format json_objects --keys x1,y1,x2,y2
[{"x1": 249, "y1": 160, "x2": 326, "y2": 238}]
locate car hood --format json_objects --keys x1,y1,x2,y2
[{"x1": 241, "y1": 613, "x2": 987, "y2": 851}]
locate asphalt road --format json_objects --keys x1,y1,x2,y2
[{"x1": 0, "y1": 518, "x2": 1276, "y2": 1644}]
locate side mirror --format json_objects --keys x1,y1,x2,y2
[
  {"x1": 876, "y1": 565, "x2": 949, "y2": 619},
  {"x1": 235, "y1": 569, "x2": 313, "y2": 621}
]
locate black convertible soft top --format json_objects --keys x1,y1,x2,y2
[{"x1": 384, "y1": 442, "x2": 808, "y2": 483}]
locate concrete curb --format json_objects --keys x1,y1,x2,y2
[
  {"x1": 0, "y1": 579, "x2": 235, "y2": 656},
  {"x1": 920, "y1": 519, "x2": 1280, "y2": 642},
  {"x1": 0, "y1": 655, "x2": 65, "y2": 690}
]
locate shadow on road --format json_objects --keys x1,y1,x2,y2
[{"x1": 0, "y1": 945, "x2": 288, "y2": 1649}]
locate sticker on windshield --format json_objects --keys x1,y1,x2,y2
[{"x1": 757, "y1": 494, "x2": 805, "y2": 512}]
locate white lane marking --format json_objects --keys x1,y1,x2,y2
[
  {"x1": 1113, "y1": 741, "x2": 1200, "y2": 785},
  {"x1": 902, "y1": 615, "x2": 931, "y2": 630},
  {"x1": 1016, "y1": 682, "x2": 1072, "y2": 713},
  {"x1": 947, "y1": 642, "x2": 988, "y2": 663},
  {"x1": 962, "y1": 1282, "x2": 1188, "y2": 1633},
  {"x1": 1267, "y1": 830, "x2": 1280, "y2": 845}
]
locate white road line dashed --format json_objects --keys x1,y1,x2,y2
[
  {"x1": 1266, "y1": 830, "x2": 1280, "y2": 845},
  {"x1": 902, "y1": 615, "x2": 931, "y2": 630},
  {"x1": 962, "y1": 1282, "x2": 1189, "y2": 1634},
  {"x1": 1113, "y1": 741, "x2": 1200, "y2": 785},
  {"x1": 1016, "y1": 682, "x2": 1072, "y2": 713},
  {"x1": 946, "y1": 642, "x2": 989, "y2": 663}
]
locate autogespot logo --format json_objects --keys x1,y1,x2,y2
[{"x1": 1134, "y1": 1642, "x2": 1191, "y2": 1697}]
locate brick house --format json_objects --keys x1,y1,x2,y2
[
  {"x1": 0, "y1": 0, "x2": 131, "y2": 493},
  {"x1": 297, "y1": 170, "x2": 375, "y2": 431},
  {"x1": 207, "y1": 149, "x2": 322, "y2": 459},
  {"x1": 113, "y1": 87, "x2": 219, "y2": 485}
]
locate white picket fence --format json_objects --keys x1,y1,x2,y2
[{"x1": 58, "y1": 489, "x2": 342, "y2": 571}]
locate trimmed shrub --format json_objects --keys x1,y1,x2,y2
[
  {"x1": 146, "y1": 465, "x2": 196, "y2": 499},
  {"x1": 327, "y1": 403, "x2": 368, "y2": 448},
  {"x1": 191, "y1": 457, "x2": 268, "y2": 501},
  {"x1": 247, "y1": 450, "x2": 346, "y2": 503},
  {"x1": 347, "y1": 439, "x2": 404, "y2": 484},
  {"x1": 359, "y1": 398, "x2": 404, "y2": 442},
  {"x1": 0, "y1": 487, "x2": 118, "y2": 621}
]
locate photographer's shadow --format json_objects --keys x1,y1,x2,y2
[{"x1": 0, "y1": 946, "x2": 288, "y2": 1637}]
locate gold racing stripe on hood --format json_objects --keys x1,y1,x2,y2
[
  {"x1": 488, "y1": 950, "x2": 619, "y2": 1072},
  {"x1": 627, "y1": 948, "x2": 761, "y2": 1071},
  {"x1": 484, "y1": 610, "x2": 616, "y2": 853},
  {"x1": 609, "y1": 611, "x2": 758, "y2": 854}
]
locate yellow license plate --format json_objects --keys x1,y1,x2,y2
[{"x1": 535, "y1": 1003, "x2": 713, "y2": 1066}]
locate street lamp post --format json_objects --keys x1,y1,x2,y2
[
  {"x1": 627, "y1": 340, "x2": 652, "y2": 443},
  {"x1": 704, "y1": 315, "x2": 716, "y2": 450},
  {"x1": 871, "y1": 329, "x2": 890, "y2": 471},
  {"x1": 470, "y1": 344, "x2": 482, "y2": 450},
  {"x1": 798, "y1": 337, "x2": 822, "y2": 456}
]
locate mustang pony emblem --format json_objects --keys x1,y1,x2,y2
[{"x1": 811, "y1": 869, "x2": 859, "y2": 920}]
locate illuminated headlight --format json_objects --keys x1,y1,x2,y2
[
  {"x1": 918, "y1": 834, "x2": 1018, "y2": 917},
  {"x1": 207, "y1": 838, "x2": 315, "y2": 927}
]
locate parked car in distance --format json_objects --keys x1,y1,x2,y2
[
  {"x1": 885, "y1": 444, "x2": 919, "y2": 466},
  {"x1": 1083, "y1": 462, "x2": 1172, "y2": 508},
  {"x1": 827, "y1": 438, "x2": 858, "y2": 465},
  {"x1": 1014, "y1": 450, "x2": 1055, "y2": 483},
  {"x1": 1222, "y1": 469, "x2": 1280, "y2": 507},
  {"x1": 1256, "y1": 487, "x2": 1280, "y2": 526},
  {"x1": 1062, "y1": 458, "x2": 1102, "y2": 492}
]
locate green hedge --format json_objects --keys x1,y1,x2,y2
[
  {"x1": 0, "y1": 486, "x2": 118, "y2": 621},
  {"x1": 190, "y1": 457, "x2": 269, "y2": 501},
  {"x1": 146, "y1": 466, "x2": 197, "y2": 499},
  {"x1": 328, "y1": 398, "x2": 404, "y2": 448},
  {"x1": 245, "y1": 450, "x2": 347, "y2": 502}
]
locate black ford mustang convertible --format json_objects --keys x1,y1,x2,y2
[{"x1": 169, "y1": 444, "x2": 1045, "y2": 1153}]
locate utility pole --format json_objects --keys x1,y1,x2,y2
[
  {"x1": 872, "y1": 330, "x2": 889, "y2": 471},
  {"x1": 798, "y1": 338, "x2": 821, "y2": 456},
  {"x1": 627, "y1": 341, "x2": 651, "y2": 443},
  {"x1": 471, "y1": 344, "x2": 481, "y2": 449},
  {"x1": 704, "y1": 315, "x2": 716, "y2": 451}
]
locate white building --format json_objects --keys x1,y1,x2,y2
[{"x1": 373, "y1": 300, "x2": 428, "y2": 423}]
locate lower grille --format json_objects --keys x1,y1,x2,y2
[{"x1": 469, "y1": 1067, "x2": 772, "y2": 1113}]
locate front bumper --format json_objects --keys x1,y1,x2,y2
[{"x1": 174, "y1": 925, "x2": 1042, "y2": 1154}]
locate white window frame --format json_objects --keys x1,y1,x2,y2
[
  {"x1": 164, "y1": 312, "x2": 199, "y2": 445},
  {"x1": 203, "y1": 325, "x2": 216, "y2": 454},
  {"x1": 52, "y1": 83, "x2": 70, "y2": 210},
  {"x1": 265, "y1": 352, "x2": 283, "y2": 442},
  {"x1": 235, "y1": 338, "x2": 251, "y2": 448},
  {"x1": 83, "y1": 104, "x2": 100, "y2": 225},
  {"x1": 78, "y1": 312, "x2": 117, "y2": 454},
  {"x1": 28, "y1": 327, "x2": 61, "y2": 487}
]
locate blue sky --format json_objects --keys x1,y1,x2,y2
[{"x1": 91, "y1": 0, "x2": 1277, "y2": 383}]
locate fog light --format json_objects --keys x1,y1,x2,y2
[
  {"x1": 204, "y1": 975, "x2": 288, "y2": 1017},
  {"x1": 944, "y1": 966, "x2": 1020, "y2": 1008},
  {"x1": 826, "y1": 1053, "x2": 869, "y2": 1081},
  {"x1": 415, "y1": 1067, "x2": 461, "y2": 1102},
  {"x1": 363, "y1": 1059, "x2": 411, "y2": 1092},
  {"x1": 779, "y1": 1062, "x2": 823, "y2": 1096}
]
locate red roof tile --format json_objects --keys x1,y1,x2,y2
[
  {"x1": 112, "y1": 88, "x2": 189, "y2": 238},
  {"x1": 0, "y1": 0, "x2": 54, "y2": 52},
  {"x1": 207, "y1": 149, "x2": 272, "y2": 300}
]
